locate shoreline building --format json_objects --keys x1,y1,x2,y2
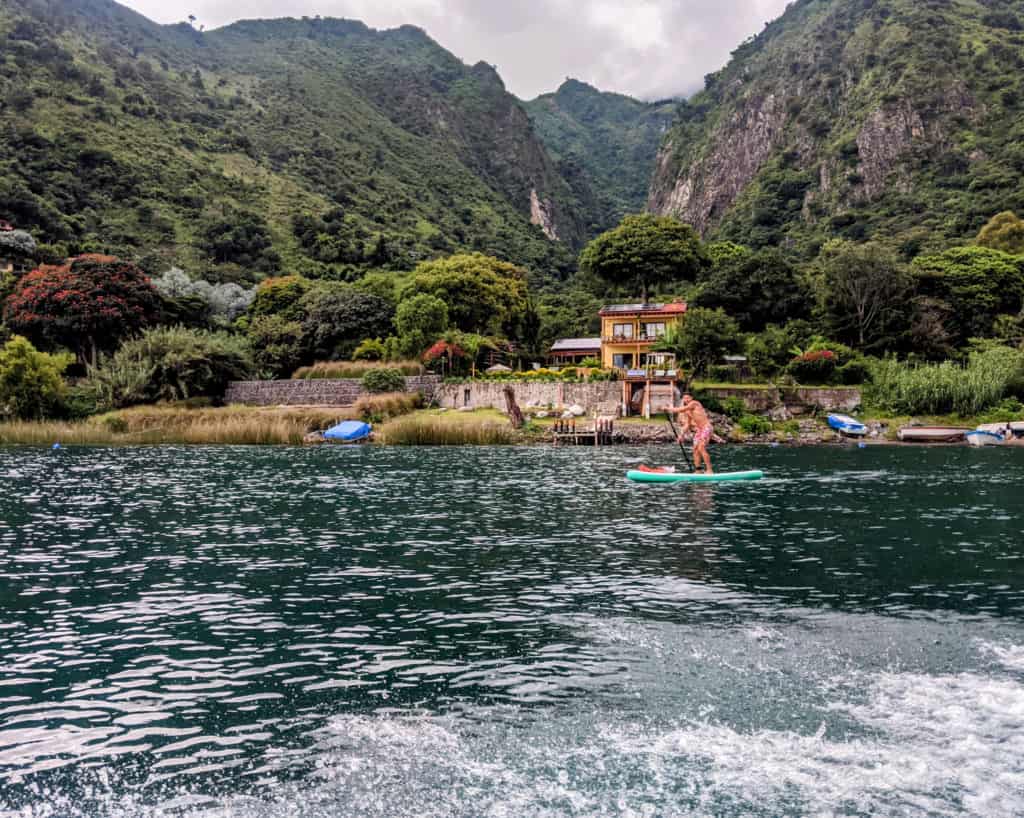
[{"x1": 549, "y1": 302, "x2": 687, "y2": 417}]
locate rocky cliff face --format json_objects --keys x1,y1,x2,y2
[{"x1": 649, "y1": 0, "x2": 1024, "y2": 253}]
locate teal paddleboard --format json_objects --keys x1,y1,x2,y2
[{"x1": 627, "y1": 469, "x2": 764, "y2": 484}]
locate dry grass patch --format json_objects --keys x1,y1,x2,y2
[{"x1": 293, "y1": 360, "x2": 423, "y2": 379}]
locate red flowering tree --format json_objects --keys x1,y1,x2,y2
[
  {"x1": 423, "y1": 340, "x2": 466, "y2": 376},
  {"x1": 4, "y1": 254, "x2": 161, "y2": 365}
]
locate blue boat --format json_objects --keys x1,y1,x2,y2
[
  {"x1": 827, "y1": 413, "x2": 867, "y2": 437},
  {"x1": 323, "y1": 420, "x2": 372, "y2": 443}
]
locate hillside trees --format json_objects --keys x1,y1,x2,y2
[
  {"x1": 4, "y1": 254, "x2": 160, "y2": 365},
  {"x1": 817, "y1": 241, "x2": 912, "y2": 350},
  {"x1": 579, "y1": 215, "x2": 708, "y2": 302},
  {"x1": 977, "y1": 212, "x2": 1024, "y2": 255}
]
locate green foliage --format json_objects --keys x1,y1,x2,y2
[
  {"x1": 301, "y1": 285, "x2": 394, "y2": 361},
  {"x1": 818, "y1": 241, "x2": 912, "y2": 349},
  {"x1": 705, "y1": 241, "x2": 752, "y2": 269},
  {"x1": 721, "y1": 397, "x2": 747, "y2": 421},
  {"x1": 655, "y1": 307, "x2": 741, "y2": 380},
  {"x1": 746, "y1": 320, "x2": 816, "y2": 379},
  {"x1": 912, "y1": 246, "x2": 1024, "y2": 346},
  {"x1": 977, "y1": 212, "x2": 1024, "y2": 255},
  {"x1": 361, "y1": 367, "x2": 407, "y2": 394},
  {"x1": 738, "y1": 414, "x2": 773, "y2": 436},
  {"x1": 868, "y1": 347, "x2": 1024, "y2": 415},
  {"x1": 394, "y1": 293, "x2": 450, "y2": 357},
  {"x1": 88, "y1": 326, "x2": 253, "y2": 409},
  {"x1": 579, "y1": 214, "x2": 708, "y2": 301},
  {"x1": 402, "y1": 253, "x2": 527, "y2": 336},
  {"x1": 247, "y1": 315, "x2": 305, "y2": 378},
  {"x1": 352, "y1": 337, "x2": 387, "y2": 361},
  {"x1": 0, "y1": 335, "x2": 71, "y2": 419},
  {"x1": 694, "y1": 248, "x2": 812, "y2": 331},
  {"x1": 249, "y1": 276, "x2": 311, "y2": 322},
  {"x1": 977, "y1": 398, "x2": 1024, "y2": 425}
]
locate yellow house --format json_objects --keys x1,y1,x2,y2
[{"x1": 599, "y1": 302, "x2": 687, "y2": 371}]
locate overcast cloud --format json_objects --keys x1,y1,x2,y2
[{"x1": 119, "y1": 0, "x2": 792, "y2": 100}]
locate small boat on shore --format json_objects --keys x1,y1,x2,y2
[
  {"x1": 827, "y1": 414, "x2": 867, "y2": 437},
  {"x1": 966, "y1": 429, "x2": 1006, "y2": 447},
  {"x1": 897, "y1": 426, "x2": 970, "y2": 443},
  {"x1": 324, "y1": 420, "x2": 372, "y2": 443}
]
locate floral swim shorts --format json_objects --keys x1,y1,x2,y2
[{"x1": 693, "y1": 425, "x2": 713, "y2": 447}]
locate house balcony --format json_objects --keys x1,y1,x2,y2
[{"x1": 601, "y1": 334, "x2": 667, "y2": 344}]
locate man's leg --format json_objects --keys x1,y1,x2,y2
[{"x1": 701, "y1": 444, "x2": 713, "y2": 474}]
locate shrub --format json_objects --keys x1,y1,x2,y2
[
  {"x1": 294, "y1": 360, "x2": 422, "y2": 379},
  {"x1": 248, "y1": 315, "x2": 305, "y2": 379},
  {"x1": 721, "y1": 397, "x2": 747, "y2": 420},
  {"x1": 977, "y1": 398, "x2": 1024, "y2": 425},
  {"x1": 89, "y1": 326, "x2": 253, "y2": 410},
  {"x1": 361, "y1": 367, "x2": 407, "y2": 394},
  {"x1": 738, "y1": 414, "x2": 773, "y2": 436},
  {"x1": 352, "y1": 338, "x2": 387, "y2": 361},
  {"x1": 353, "y1": 391, "x2": 423, "y2": 423},
  {"x1": 787, "y1": 349, "x2": 838, "y2": 384},
  {"x1": 0, "y1": 335, "x2": 72, "y2": 419}
]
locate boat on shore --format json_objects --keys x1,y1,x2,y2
[
  {"x1": 966, "y1": 429, "x2": 1006, "y2": 447},
  {"x1": 897, "y1": 426, "x2": 971, "y2": 443},
  {"x1": 827, "y1": 414, "x2": 867, "y2": 437},
  {"x1": 323, "y1": 420, "x2": 372, "y2": 443}
]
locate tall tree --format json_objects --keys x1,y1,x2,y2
[
  {"x1": 579, "y1": 214, "x2": 708, "y2": 302},
  {"x1": 402, "y1": 253, "x2": 528, "y2": 337},
  {"x1": 655, "y1": 307, "x2": 740, "y2": 383},
  {"x1": 300, "y1": 285, "x2": 394, "y2": 360},
  {"x1": 4, "y1": 255, "x2": 160, "y2": 365},
  {"x1": 818, "y1": 241, "x2": 911, "y2": 350},
  {"x1": 693, "y1": 248, "x2": 812, "y2": 332}
]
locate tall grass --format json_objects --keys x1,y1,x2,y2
[
  {"x1": 0, "y1": 405, "x2": 353, "y2": 446},
  {"x1": 379, "y1": 415, "x2": 514, "y2": 445},
  {"x1": 353, "y1": 391, "x2": 422, "y2": 422},
  {"x1": 868, "y1": 348, "x2": 1024, "y2": 416},
  {"x1": 293, "y1": 360, "x2": 423, "y2": 379}
]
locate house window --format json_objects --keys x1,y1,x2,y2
[
  {"x1": 643, "y1": 322, "x2": 666, "y2": 339},
  {"x1": 612, "y1": 353, "x2": 634, "y2": 369},
  {"x1": 612, "y1": 323, "x2": 634, "y2": 339}
]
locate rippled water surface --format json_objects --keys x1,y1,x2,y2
[{"x1": 1, "y1": 444, "x2": 1023, "y2": 816}]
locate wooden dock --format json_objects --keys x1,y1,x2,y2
[{"x1": 551, "y1": 418, "x2": 614, "y2": 446}]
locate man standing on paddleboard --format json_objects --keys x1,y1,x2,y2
[{"x1": 671, "y1": 394, "x2": 714, "y2": 474}]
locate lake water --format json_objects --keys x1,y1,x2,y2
[{"x1": 1, "y1": 444, "x2": 1023, "y2": 817}]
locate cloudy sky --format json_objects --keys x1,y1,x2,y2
[{"x1": 119, "y1": 0, "x2": 792, "y2": 100}]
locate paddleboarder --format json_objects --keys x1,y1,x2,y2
[{"x1": 671, "y1": 394, "x2": 714, "y2": 474}]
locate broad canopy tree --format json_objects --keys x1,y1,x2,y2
[
  {"x1": 4, "y1": 254, "x2": 161, "y2": 365},
  {"x1": 579, "y1": 214, "x2": 708, "y2": 302},
  {"x1": 977, "y1": 211, "x2": 1024, "y2": 255}
]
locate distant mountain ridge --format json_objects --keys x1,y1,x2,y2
[
  {"x1": 647, "y1": 0, "x2": 1024, "y2": 256},
  {"x1": 525, "y1": 79, "x2": 677, "y2": 237},
  {"x1": 0, "y1": 0, "x2": 601, "y2": 283}
]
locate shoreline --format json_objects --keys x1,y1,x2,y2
[{"x1": 1, "y1": 406, "x2": 1020, "y2": 448}]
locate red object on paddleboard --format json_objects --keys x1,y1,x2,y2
[{"x1": 636, "y1": 465, "x2": 677, "y2": 474}]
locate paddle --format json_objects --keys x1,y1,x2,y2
[{"x1": 665, "y1": 413, "x2": 695, "y2": 472}]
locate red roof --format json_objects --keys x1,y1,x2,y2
[{"x1": 599, "y1": 302, "x2": 687, "y2": 318}]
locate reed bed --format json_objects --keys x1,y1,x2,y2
[
  {"x1": 869, "y1": 348, "x2": 1023, "y2": 416},
  {"x1": 353, "y1": 391, "x2": 423, "y2": 422},
  {"x1": 292, "y1": 360, "x2": 423, "y2": 379},
  {"x1": 0, "y1": 405, "x2": 354, "y2": 446},
  {"x1": 378, "y1": 414, "x2": 514, "y2": 445}
]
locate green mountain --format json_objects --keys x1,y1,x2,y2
[
  {"x1": 648, "y1": 0, "x2": 1024, "y2": 256},
  {"x1": 0, "y1": 0, "x2": 589, "y2": 284},
  {"x1": 525, "y1": 79, "x2": 677, "y2": 235}
]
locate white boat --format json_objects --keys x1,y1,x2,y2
[
  {"x1": 827, "y1": 413, "x2": 867, "y2": 437},
  {"x1": 897, "y1": 426, "x2": 971, "y2": 443},
  {"x1": 966, "y1": 429, "x2": 1006, "y2": 447}
]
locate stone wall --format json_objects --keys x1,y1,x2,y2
[
  {"x1": 437, "y1": 382, "x2": 624, "y2": 415},
  {"x1": 437, "y1": 381, "x2": 862, "y2": 417},
  {"x1": 225, "y1": 376, "x2": 441, "y2": 406}
]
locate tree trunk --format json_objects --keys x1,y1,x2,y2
[{"x1": 503, "y1": 386, "x2": 525, "y2": 429}]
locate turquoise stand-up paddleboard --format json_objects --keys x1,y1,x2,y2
[{"x1": 627, "y1": 468, "x2": 764, "y2": 484}]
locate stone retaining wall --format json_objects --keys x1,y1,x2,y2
[
  {"x1": 438, "y1": 381, "x2": 861, "y2": 416},
  {"x1": 437, "y1": 382, "x2": 624, "y2": 415},
  {"x1": 225, "y1": 375, "x2": 441, "y2": 406}
]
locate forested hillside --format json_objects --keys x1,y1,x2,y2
[
  {"x1": 649, "y1": 0, "x2": 1024, "y2": 257},
  {"x1": 0, "y1": 0, "x2": 590, "y2": 284},
  {"x1": 525, "y1": 79, "x2": 676, "y2": 235}
]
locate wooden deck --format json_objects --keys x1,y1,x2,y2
[{"x1": 551, "y1": 418, "x2": 614, "y2": 446}]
